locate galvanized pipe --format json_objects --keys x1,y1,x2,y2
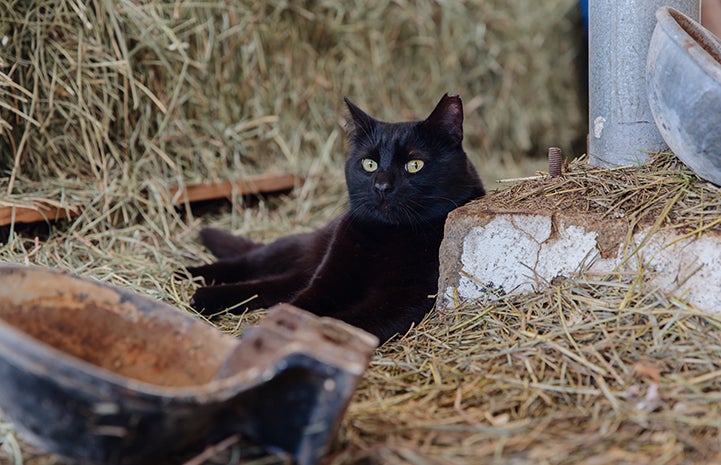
[{"x1": 588, "y1": 0, "x2": 700, "y2": 167}]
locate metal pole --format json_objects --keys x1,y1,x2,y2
[{"x1": 588, "y1": 0, "x2": 700, "y2": 167}]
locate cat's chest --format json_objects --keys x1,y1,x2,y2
[{"x1": 332, "y1": 221, "x2": 444, "y2": 277}]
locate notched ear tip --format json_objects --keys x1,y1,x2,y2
[
  {"x1": 440, "y1": 93, "x2": 463, "y2": 113},
  {"x1": 425, "y1": 93, "x2": 464, "y2": 144}
]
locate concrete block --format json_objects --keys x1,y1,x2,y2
[{"x1": 438, "y1": 199, "x2": 721, "y2": 314}]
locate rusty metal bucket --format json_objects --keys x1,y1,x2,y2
[{"x1": 0, "y1": 264, "x2": 377, "y2": 464}]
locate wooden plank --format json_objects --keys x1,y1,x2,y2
[
  {"x1": 0, "y1": 204, "x2": 82, "y2": 227},
  {"x1": 0, "y1": 173, "x2": 298, "y2": 226},
  {"x1": 169, "y1": 172, "x2": 299, "y2": 204}
]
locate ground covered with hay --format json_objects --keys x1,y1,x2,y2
[
  {"x1": 4, "y1": 155, "x2": 721, "y2": 465},
  {"x1": 334, "y1": 155, "x2": 721, "y2": 465},
  {"x1": 2, "y1": 1, "x2": 721, "y2": 464}
]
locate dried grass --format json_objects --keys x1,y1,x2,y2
[
  {"x1": 333, "y1": 278, "x2": 721, "y2": 465},
  {"x1": 316, "y1": 153, "x2": 721, "y2": 465},
  {"x1": 4, "y1": 155, "x2": 721, "y2": 465},
  {"x1": 1, "y1": 0, "x2": 583, "y2": 190},
  {"x1": 493, "y1": 152, "x2": 721, "y2": 237}
]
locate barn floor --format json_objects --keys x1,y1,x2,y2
[{"x1": 2, "y1": 154, "x2": 721, "y2": 465}]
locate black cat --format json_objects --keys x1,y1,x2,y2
[{"x1": 188, "y1": 94, "x2": 485, "y2": 343}]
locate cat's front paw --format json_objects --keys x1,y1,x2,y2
[
  {"x1": 190, "y1": 286, "x2": 228, "y2": 316},
  {"x1": 200, "y1": 227, "x2": 259, "y2": 258},
  {"x1": 186, "y1": 259, "x2": 247, "y2": 285},
  {"x1": 186, "y1": 263, "x2": 218, "y2": 284}
]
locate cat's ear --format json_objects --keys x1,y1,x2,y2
[
  {"x1": 344, "y1": 97, "x2": 377, "y2": 135},
  {"x1": 423, "y1": 93, "x2": 464, "y2": 146}
]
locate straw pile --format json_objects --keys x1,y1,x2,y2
[
  {"x1": 200, "y1": 154, "x2": 721, "y2": 465},
  {"x1": 491, "y1": 152, "x2": 721, "y2": 234},
  {"x1": 4, "y1": 150, "x2": 721, "y2": 465},
  {"x1": 6, "y1": 1, "x2": 720, "y2": 464},
  {"x1": 1, "y1": 0, "x2": 583, "y2": 194},
  {"x1": 327, "y1": 153, "x2": 721, "y2": 465}
]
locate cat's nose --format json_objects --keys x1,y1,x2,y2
[
  {"x1": 373, "y1": 172, "x2": 394, "y2": 197},
  {"x1": 373, "y1": 177, "x2": 393, "y2": 197},
  {"x1": 374, "y1": 181, "x2": 390, "y2": 193}
]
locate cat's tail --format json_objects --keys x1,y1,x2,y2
[{"x1": 199, "y1": 227, "x2": 261, "y2": 258}]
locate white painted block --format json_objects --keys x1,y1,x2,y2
[{"x1": 438, "y1": 203, "x2": 721, "y2": 314}]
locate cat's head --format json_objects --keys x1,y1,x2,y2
[{"x1": 344, "y1": 94, "x2": 485, "y2": 226}]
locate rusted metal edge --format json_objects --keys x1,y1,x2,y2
[
  {"x1": 169, "y1": 173, "x2": 300, "y2": 204},
  {"x1": 0, "y1": 204, "x2": 82, "y2": 227},
  {"x1": 0, "y1": 264, "x2": 377, "y2": 465},
  {"x1": 0, "y1": 173, "x2": 299, "y2": 227}
]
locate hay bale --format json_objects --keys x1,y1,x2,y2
[{"x1": 1, "y1": 0, "x2": 584, "y2": 199}]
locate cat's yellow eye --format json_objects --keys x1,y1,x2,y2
[
  {"x1": 405, "y1": 159, "x2": 424, "y2": 173},
  {"x1": 362, "y1": 158, "x2": 378, "y2": 172}
]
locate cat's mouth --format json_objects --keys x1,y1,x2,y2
[
  {"x1": 376, "y1": 201, "x2": 405, "y2": 225},
  {"x1": 377, "y1": 198, "x2": 392, "y2": 213},
  {"x1": 350, "y1": 197, "x2": 411, "y2": 226}
]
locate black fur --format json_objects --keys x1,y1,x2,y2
[{"x1": 188, "y1": 94, "x2": 485, "y2": 343}]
